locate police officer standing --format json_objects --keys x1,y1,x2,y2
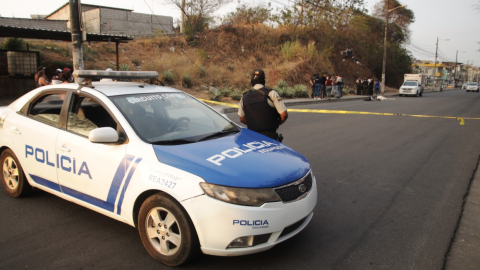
[{"x1": 238, "y1": 69, "x2": 288, "y2": 141}]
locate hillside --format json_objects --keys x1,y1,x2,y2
[{"x1": 25, "y1": 24, "x2": 397, "y2": 101}]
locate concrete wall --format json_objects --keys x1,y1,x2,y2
[
  {"x1": 46, "y1": 5, "x2": 70, "y2": 20},
  {"x1": 43, "y1": 4, "x2": 173, "y2": 36},
  {"x1": 47, "y1": 4, "x2": 99, "y2": 20},
  {"x1": 99, "y1": 8, "x2": 173, "y2": 36},
  {"x1": 83, "y1": 9, "x2": 100, "y2": 33},
  {"x1": 0, "y1": 17, "x2": 67, "y2": 31}
]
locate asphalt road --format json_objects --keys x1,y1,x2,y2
[{"x1": 1, "y1": 89, "x2": 479, "y2": 269}]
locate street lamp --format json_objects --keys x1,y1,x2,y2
[
  {"x1": 433, "y1": 37, "x2": 449, "y2": 90},
  {"x1": 381, "y1": 2, "x2": 407, "y2": 95}
]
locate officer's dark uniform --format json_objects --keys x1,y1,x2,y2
[
  {"x1": 238, "y1": 69, "x2": 288, "y2": 141},
  {"x1": 242, "y1": 88, "x2": 280, "y2": 139}
]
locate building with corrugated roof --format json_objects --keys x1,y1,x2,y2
[{"x1": 45, "y1": 2, "x2": 173, "y2": 37}]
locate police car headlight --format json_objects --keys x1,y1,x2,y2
[{"x1": 199, "y1": 183, "x2": 280, "y2": 206}]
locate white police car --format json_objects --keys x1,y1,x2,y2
[{"x1": 0, "y1": 70, "x2": 317, "y2": 266}]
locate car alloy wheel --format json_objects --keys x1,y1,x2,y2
[
  {"x1": 0, "y1": 149, "x2": 32, "y2": 197},
  {"x1": 3, "y1": 156, "x2": 19, "y2": 190},
  {"x1": 138, "y1": 193, "x2": 199, "y2": 266},
  {"x1": 145, "y1": 206, "x2": 182, "y2": 256}
]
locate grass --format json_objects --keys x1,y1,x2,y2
[
  {"x1": 281, "y1": 40, "x2": 303, "y2": 61},
  {"x1": 163, "y1": 70, "x2": 175, "y2": 85},
  {"x1": 182, "y1": 74, "x2": 193, "y2": 88},
  {"x1": 9, "y1": 25, "x2": 368, "y2": 97}
]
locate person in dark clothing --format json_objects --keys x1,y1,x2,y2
[
  {"x1": 320, "y1": 72, "x2": 327, "y2": 99},
  {"x1": 356, "y1": 77, "x2": 362, "y2": 95},
  {"x1": 362, "y1": 78, "x2": 368, "y2": 95},
  {"x1": 309, "y1": 74, "x2": 316, "y2": 98},
  {"x1": 313, "y1": 74, "x2": 322, "y2": 99},
  {"x1": 367, "y1": 77, "x2": 374, "y2": 96},
  {"x1": 238, "y1": 69, "x2": 288, "y2": 141}
]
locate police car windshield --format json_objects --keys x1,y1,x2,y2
[
  {"x1": 111, "y1": 92, "x2": 238, "y2": 144},
  {"x1": 403, "y1": 81, "x2": 418, "y2": 86}
]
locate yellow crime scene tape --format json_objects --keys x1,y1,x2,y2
[{"x1": 199, "y1": 99, "x2": 480, "y2": 126}]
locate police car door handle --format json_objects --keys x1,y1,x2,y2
[
  {"x1": 11, "y1": 127, "x2": 21, "y2": 135},
  {"x1": 59, "y1": 145, "x2": 70, "y2": 152}
]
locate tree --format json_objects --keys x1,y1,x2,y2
[
  {"x1": 162, "y1": 0, "x2": 233, "y2": 35},
  {"x1": 269, "y1": 0, "x2": 367, "y2": 40},
  {"x1": 1, "y1": 38, "x2": 26, "y2": 50},
  {"x1": 225, "y1": 3, "x2": 271, "y2": 33},
  {"x1": 372, "y1": 0, "x2": 414, "y2": 42}
]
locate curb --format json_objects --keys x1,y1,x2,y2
[
  {"x1": 215, "y1": 95, "x2": 388, "y2": 114},
  {"x1": 444, "y1": 156, "x2": 480, "y2": 270}
]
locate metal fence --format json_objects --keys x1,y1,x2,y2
[{"x1": 0, "y1": 49, "x2": 39, "y2": 77}]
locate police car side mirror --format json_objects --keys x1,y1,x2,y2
[{"x1": 89, "y1": 127, "x2": 119, "y2": 143}]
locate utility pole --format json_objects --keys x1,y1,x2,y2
[
  {"x1": 70, "y1": 0, "x2": 84, "y2": 75},
  {"x1": 380, "y1": 1, "x2": 406, "y2": 95},
  {"x1": 380, "y1": 0, "x2": 389, "y2": 95},
  {"x1": 433, "y1": 37, "x2": 438, "y2": 89},
  {"x1": 454, "y1": 50, "x2": 458, "y2": 84},
  {"x1": 433, "y1": 37, "x2": 450, "y2": 90},
  {"x1": 180, "y1": 0, "x2": 185, "y2": 34},
  {"x1": 454, "y1": 50, "x2": 466, "y2": 85}
]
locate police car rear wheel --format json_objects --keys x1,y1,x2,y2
[
  {"x1": 1, "y1": 149, "x2": 32, "y2": 198},
  {"x1": 138, "y1": 193, "x2": 199, "y2": 266}
]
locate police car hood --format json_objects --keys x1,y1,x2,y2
[{"x1": 152, "y1": 128, "x2": 310, "y2": 188}]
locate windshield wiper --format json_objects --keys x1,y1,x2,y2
[
  {"x1": 198, "y1": 129, "x2": 239, "y2": 142},
  {"x1": 151, "y1": 139, "x2": 196, "y2": 145}
]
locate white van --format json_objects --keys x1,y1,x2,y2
[{"x1": 399, "y1": 74, "x2": 427, "y2": 97}]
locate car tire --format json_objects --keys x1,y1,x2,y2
[
  {"x1": 399, "y1": 94, "x2": 403, "y2": 97},
  {"x1": 0, "y1": 149, "x2": 32, "y2": 198},
  {"x1": 138, "y1": 193, "x2": 199, "y2": 266}
]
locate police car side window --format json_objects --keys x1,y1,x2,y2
[
  {"x1": 28, "y1": 93, "x2": 66, "y2": 127},
  {"x1": 66, "y1": 95, "x2": 117, "y2": 137}
]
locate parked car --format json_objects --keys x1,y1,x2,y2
[
  {"x1": 0, "y1": 70, "x2": 317, "y2": 266},
  {"x1": 399, "y1": 80, "x2": 423, "y2": 97},
  {"x1": 466, "y1": 83, "x2": 479, "y2": 92}
]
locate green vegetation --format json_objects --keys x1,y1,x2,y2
[
  {"x1": 182, "y1": 74, "x2": 193, "y2": 88},
  {"x1": 281, "y1": 40, "x2": 302, "y2": 61},
  {"x1": 82, "y1": 44, "x2": 98, "y2": 60},
  {"x1": 0, "y1": 38, "x2": 26, "y2": 50},
  {"x1": 163, "y1": 70, "x2": 175, "y2": 85},
  {"x1": 119, "y1": 64, "x2": 130, "y2": 71}
]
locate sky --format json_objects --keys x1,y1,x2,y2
[{"x1": 1, "y1": 0, "x2": 479, "y2": 66}]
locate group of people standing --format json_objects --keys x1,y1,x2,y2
[
  {"x1": 355, "y1": 77, "x2": 381, "y2": 96},
  {"x1": 34, "y1": 66, "x2": 73, "y2": 87},
  {"x1": 310, "y1": 73, "x2": 344, "y2": 100}
]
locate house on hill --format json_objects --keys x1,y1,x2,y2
[{"x1": 46, "y1": 2, "x2": 174, "y2": 37}]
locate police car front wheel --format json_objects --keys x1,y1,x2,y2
[
  {"x1": 138, "y1": 193, "x2": 199, "y2": 266},
  {"x1": 1, "y1": 149, "x2": 32, "y2": 198}
]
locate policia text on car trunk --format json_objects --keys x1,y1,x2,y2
[{"x1": 238, "y1": 69, "x2": 288, "y2": 142}]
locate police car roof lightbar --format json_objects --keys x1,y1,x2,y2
[{"x1": 73, "y1": 70, "x2": 159, "y2": 80}]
